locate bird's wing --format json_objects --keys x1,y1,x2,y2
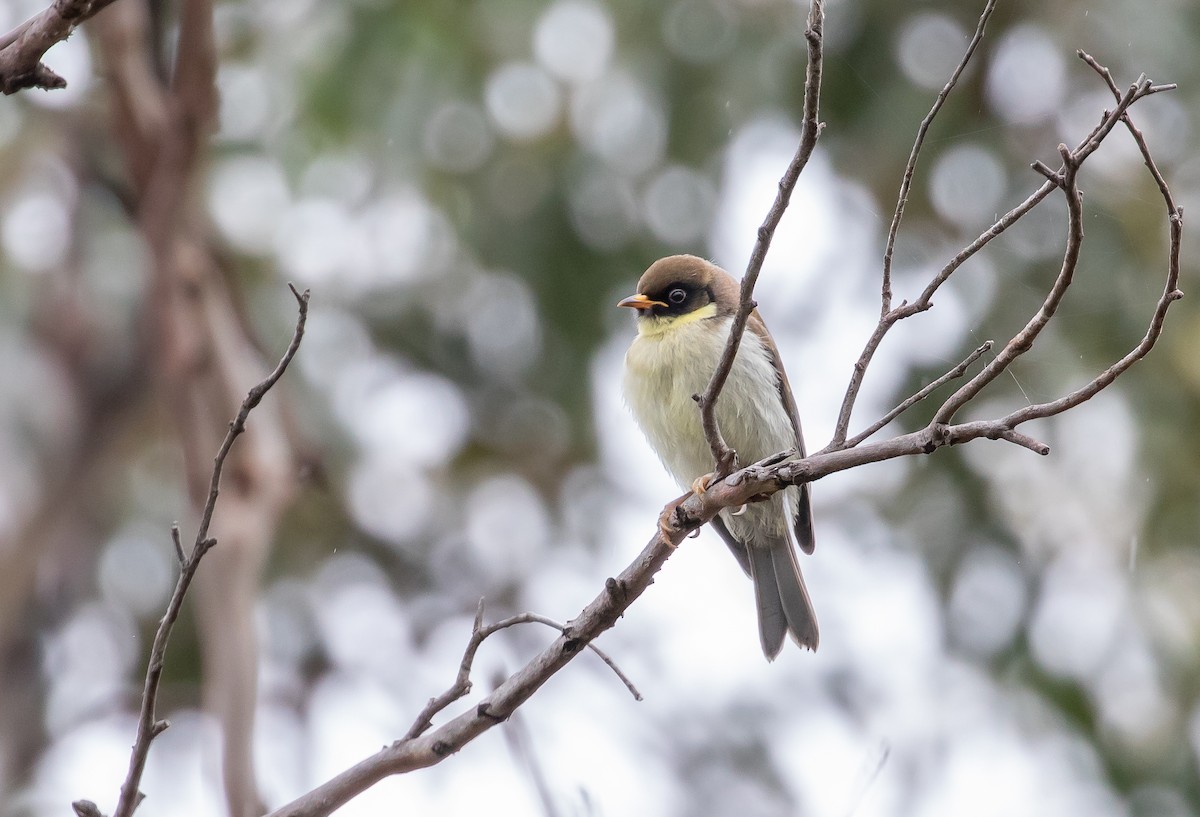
[{"x1": 748, "y1": 309, "x2": 816, "y2": 555}]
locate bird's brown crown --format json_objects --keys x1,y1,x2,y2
[{"x1": 633, "y1": 255, "x2": 739, "y2": 319}]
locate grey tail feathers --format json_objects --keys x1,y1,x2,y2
[
  {"x1": 746, "y1": 534, "x2": 819, "y2": 660},
  {"x1": 795, "y1": 483, "x2": 816, "y2": 555}
]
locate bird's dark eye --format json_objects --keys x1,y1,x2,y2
[{"x1": 668, "y1": 288, "x2": 687, "y2": 304}]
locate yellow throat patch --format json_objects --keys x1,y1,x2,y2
[{"x1": 636, "y1": 302, "x2": 719, "y2": 337}]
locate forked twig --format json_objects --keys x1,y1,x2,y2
[
  {"x1": 405, "y1": 603, "x2": 641, "y2": 742},
  {"x1": 831, "y1": 0, "x2": 999, "y2": 447}
]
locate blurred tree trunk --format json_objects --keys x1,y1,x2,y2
[{"x1": 94, "y1": 2, "x2": 296, "y2": 814}]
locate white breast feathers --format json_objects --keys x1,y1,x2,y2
[{"x1": 623, "y1": 315, "x2": 796, "y2": 492}]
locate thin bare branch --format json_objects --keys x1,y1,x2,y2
[
  {"x1": 831, "y1": 0, "x2": 1004, "y2": 447},
  {"x1": 169, "y1": 523, "x2": 184, "y2": 566},
  {"x1": 1078, "y1": 50, "x2": 1178, "y2": 212},
  {"x1": 405, "y1": 604, "x2": 642, "y2": 743},
  {"x1": 487, "y1": 612, "x2": 641, "y2": 702},
  {"x1": 403, "y1": 600, "x2": 489, "y2": 742},
  {"x1": 997, "y1": 428, "x2": 1051, "y2": 455},
  {"x1": 827, "y1": 184, "x2": 1061, "y2": 451},
  {"x1": 193, "y1": 284, "x2": 308, "y2": 554},
  {"x1": 0, "y1": 0, "x2": 122, "y2": 93},
  {"x1": 929, "y1": 144, "x2": 1085, "y2": 424},
  {"x1": 881, "y1": 0, "x2": 998, "y2": 314},
  {"x1": 995, "y1": 206, "x2": 1182, "y2": 429},
  {"x1": 844, "y1": 340, "x2": 992, "y2": 448},
  {"x1": 695, "y1": 0, "x2": 824, "y2": 479},
  {"x1": 271, "y1": 526, "x2": 681, "y2": 817},
  {"x1": 1030, "y1": 160, "x2": 1063, "y2": 186},
  {"x1": 109, "y1": 287, "x2": 308, "y2": 817}
]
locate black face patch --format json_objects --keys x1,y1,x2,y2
[{"x1": 643, "y1": 282, "x2": 713, "y2": 318}]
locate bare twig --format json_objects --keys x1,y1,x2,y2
[
  {"x1": 169, "y1": 523, "x2": 184, "y2": 566},
  {"x1": 108, "y1": 286, "x2": 308, "y2": 817},
  {"x1": 997, "y1": 428, "x2": 1050, "y2": 455},
  {"x1": 490, "y1": 612, "x2": 642, "y2": 702},
  {"x1": 194, "y1": 283, "x2": 308, "y2": 552},
  {"x1": 403, "y1": 600, "x2": 489, "y2": 742},
  {"x1": 881, "y1": 0, "x2": 998, "y2": 314},
  {"x1": 844, "y1": 340, "x2": 992, "y2": 448},
  {"x1": 695, "y1": 0, "x2": 825, "y2": 479},
  {"x1": 1077, "y1": 50, "x2": 1178, "y2": 210},
  {"x1": 929, "y1": 142, "x2": 1085, "y2": 423},
  {"x1": 405, "y1": 603, "x2": 641, "y2": 743},
  {"x1": 0, "y1": 0, "x2": 122, "y2": 93},
  {"x1": 831, "y1": 0, "x2": 998, "y2": 447}
]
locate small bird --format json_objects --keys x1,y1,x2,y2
[{"x1": 619, "y1": 254, "x2": 818, "y2": 659}]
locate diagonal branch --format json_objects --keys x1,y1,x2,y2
[
  {"x1": 930, "y1": 144, "x2": 1085, "y2": 425},
  {"x1": 107, "y1": 286, "x2": 308, "y2": 817},
  {"x1": 695, "y1": 0, "x2": 825, "y2": 479}
]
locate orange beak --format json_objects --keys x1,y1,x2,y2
[{"x1": 617, "y1": 293, "x2": 667, "y2": 310}]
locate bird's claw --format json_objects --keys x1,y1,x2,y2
[
  {"x1": 657, "y1": 513, "x2": 676, "y2": 542},
  {"x1": 730, "y1": 504, "x2": 749, "y2": 516},
  {"x1": 657, "y1": 490, "x2": 693, "y2": 544},
  {"x1": 691, "y1": 473, "x2": 714, "y2": 495}
]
